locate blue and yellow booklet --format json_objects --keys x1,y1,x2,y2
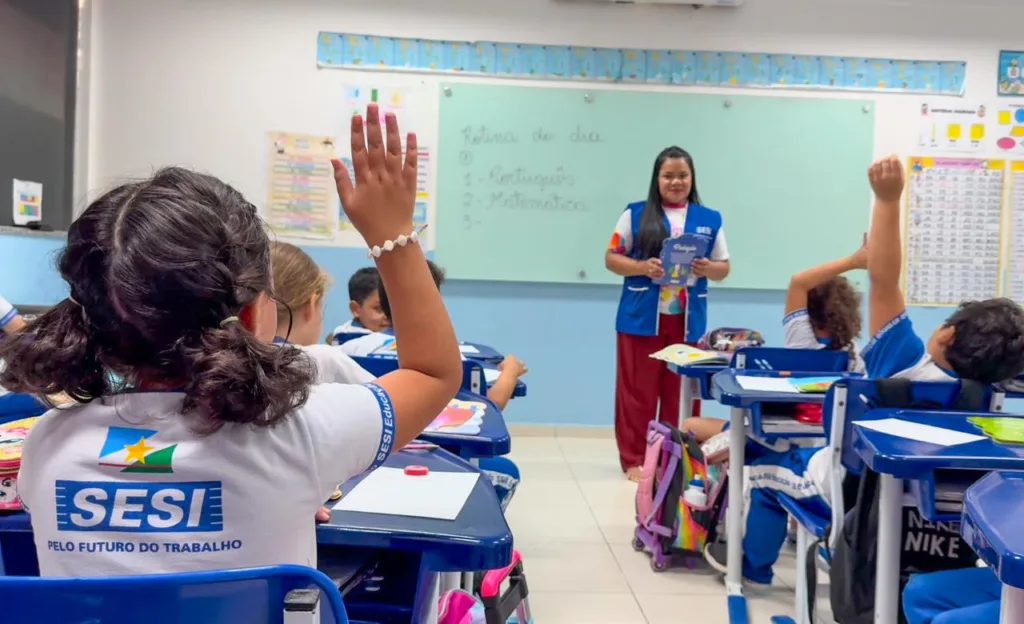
[{"x1": 657, "y1": 234, "x2": 710, "y2": 287}]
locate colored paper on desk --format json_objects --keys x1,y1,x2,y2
[
  {"x1": 333, "y1": 467, "x2": 479, "y2": 520},
  {"x1": 788, "y1": 376, "x2": 842, "y2": 393},
  {"x1": 734, "y1": 376, "x2": 801, "y2": 393},
  {"x1": 855, "y1": 418, "x2": 986, "y2": 447},
  {"x1": 425, "y1": 398, "x2": 487, "y2": 435},
  {"x1": 649, "y1": 344, "x2": 728, "y2": 366},
  {"x1": 458, "y1": 344, "x2": 480, "y2": 355},
  {"x1": 968, "y1": 417, "x2": 1024, "y2": 444}
]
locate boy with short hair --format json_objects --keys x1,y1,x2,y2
[
  {"x1": 332, "y1": 267, "x2": 389, "y2": 338},
  {"x1": 704, "y1": 155, "x2": 1024, "y2": 588}
]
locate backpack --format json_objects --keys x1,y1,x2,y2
[
  {"x1": 828, "y1": 378, "x2": 985, "y2": 624},
  {"x1": 440, "y1": 550, "x2": 532, "y2": 624},
  {"x1": 697, "y1": 327, "x2": 765, "y2": 353},
  {"x1": 634, "y1": 420, "x2": 727, "y2": 571},
  {"x1": 0, "y1": 416, "x2": 40, "y2": 511}
]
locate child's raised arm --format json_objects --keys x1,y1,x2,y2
[
  {"x1": 865, "y1": 155, "x2": 907, "y2": 336},
  {"x1": 332, "y1": 105, "x2": 462, "y2": 449},
  {"x1": 784, "y1": 237, "x2": 866, "y2": 315}
]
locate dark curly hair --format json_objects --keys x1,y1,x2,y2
[
  {"x1": 943, "y1": 299, "x2": 1024, "y2": 383},
  {"x1": 806, "y1": 276, "x2": 862, "y2": 351},
  {"x1": 0, "y1": 167, "x2": 316, "y2": 433}
]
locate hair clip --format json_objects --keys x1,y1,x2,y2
[{"x1": 219, "y1": 316, "x2": 240, "y2": 327}]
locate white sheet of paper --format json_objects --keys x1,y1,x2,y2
[
  {"x1": 483, "y1": 368, "x2": 501, "y2": 383},
  {"x1": 333, "y1": 467, "x2": 479, "y2": 520},
  {"x1": 735, "y1": 375, "x2": 799, "y2": 393},
  {"x1": 459, "y1": 344, "x2": 480, "y2": 355},
  {"x1": 12, "y1": 179, "x2": 43, "y2": 226},
  {"x1": 855, "y1": 418, "x2": 986, "y2": 447}
]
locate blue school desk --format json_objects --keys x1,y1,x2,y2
[
  {"x1": 459, "y1": 341, "x2": 504, "y2": 365},
  {"x1": 668, "y1": 363, "x2": 727, "y2": 425},
  {"x1": 710, "y1": 369, "x2": 836, "y2": 624},
  {"x1": 962, "y1": 471, "x2": 1024, "y2": 623},
  {"x1": 415, "y1": 390, "x2": 512, "y2": 462},
  {"x1": 319, "y1": 448, "x2": 513, "y2": 624},
  {"x1": 353, "y1": 355, "x2": 526, "y2": 399},
  {"x1": 851, "y1": 409, "x2": 1024, "y2": 624}
]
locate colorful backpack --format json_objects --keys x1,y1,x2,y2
[
  {"x1": 697, "y1": 327, "x2": 765, "y2": 353},
  {"x1": 634, "y1": 420, "x2": 727, "y2": 571},
  {"x1": 0, "y1": 417, "x2": 40, "y2": 511},
  {"x1": 438, "y1": 550, "x2": 532, "y2": 624}
]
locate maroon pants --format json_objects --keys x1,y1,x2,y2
[{"x1": 614, "y1": 314, "x2": 702, "y2": 471}]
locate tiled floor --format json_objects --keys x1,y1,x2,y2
[{"x1": 505, "y1": 434, "x2": 835, "y2": 624}]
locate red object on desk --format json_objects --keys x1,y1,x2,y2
[
  {"x1": 794, "y1": 403, "x2": 823, "y2": 425},
  {"x1": 405, "y1": 465, "x2": 429, "y2": 476}
]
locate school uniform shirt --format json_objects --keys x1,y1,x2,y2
[
  {"x1": 608, "y1": 203, "x2": 729, "y2": 315},
  {"x1": 296, "y1": 344, "x2": 375, "y2": 385},
  {"x1": 804, "y1": 311, "x2": 953, "y2": 505},
  {"x1": 339, "y1": 331, "x2": 397, "y2": 358},
  {"x1": 18, "y1": 383, "x2": 395, "y2": 577},
  {"x1": 0, "y1": 296, "x2": 18, "y2": 330},
  {"x1": 782, "y1": 308, "x2": 866, "y2": 374},
  {"x1": 332, "y1": 319, "x2": 371, "y2": 336}
]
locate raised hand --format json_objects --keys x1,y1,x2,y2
[
  {"x1": 332, "y1": 104, "x2": 418, "y2": 247},
  {"x1": 868, "y1": 155, "x2": 904, "y2": 203}
]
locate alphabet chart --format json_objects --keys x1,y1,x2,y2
[
  {"x1": 1004, "y1": 162, "x2": 1024, "y2": 303},
  {"x1": 903, "y1": 157, "x2": 1005, "y2": 306}
]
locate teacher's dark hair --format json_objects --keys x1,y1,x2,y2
[
  {"x1": 635, "y1": 146, "x2": 703, "y2": 259},
  {"x1": 0, "y1": 167, "x2": 316, "y2": 434}
]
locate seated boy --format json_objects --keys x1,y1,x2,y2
[
  {"x1": 331, "y1": 267, "x2": 389, "y2": 339},
  {"x1": 704, "y1": 155, "x2": 1024, "y2": 586}
]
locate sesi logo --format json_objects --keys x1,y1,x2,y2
[
  {"x1": 55, "y1": 481, "x2": 223, "y2": 533},
  {"x1": 696, "y1": 226, "x2": 712, "y2": 236}
]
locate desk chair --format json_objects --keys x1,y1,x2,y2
[
  {"x1": 773, "y1": 379, "x2": 1004, "y2": 624},
  {"x1": 352, "y1": 356, "x2": 486, "y2": 395},
  {"x1": 0, "y1": 564, "x2": 349, "y2": 624},
  {"x1": 732, "y1": 347, "x2": 850, "y2": 372},
  {"x1": 0, "y1": 392, "x2": 47, "y2": 425}
]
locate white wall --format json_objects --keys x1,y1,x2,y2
[
  {"x1": 76, "y1": 0, "x2": 1024, "y2": 426},
  {"x1": 85, "y1": 0, "x2": 1020, "y2": 198}
]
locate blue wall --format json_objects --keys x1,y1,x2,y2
[{"x1": 2, "y1": 232, "x2": 968, "y2": 425}]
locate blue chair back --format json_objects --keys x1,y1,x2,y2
[
  {"x1": 732, "y1": 347, "x2": 849, "y2": 372},
  {"x1": 0, "y1": 392, "x2": 47, "y2": 425},
  {"x1": 351, "y1": 355, "x2": 485, "y2": 394},
  {"x1": 333, "y1": 331, "x2": 366, "y2": 346},
  {"x1": 0, "y1": 564, "x2": 348, "y2": 624}
]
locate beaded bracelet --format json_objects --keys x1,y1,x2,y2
[{"x1": 367, "y1": 225, "x2": 426, "y2": 259}]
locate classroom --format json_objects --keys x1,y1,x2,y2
[{"x1": 2, "y1": 0, "x2": 1024, "y2": 622}]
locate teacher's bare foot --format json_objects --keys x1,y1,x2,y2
[{"x1": 626, "y1": 466, "x2": 642, "y2": 482}]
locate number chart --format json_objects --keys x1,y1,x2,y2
[
  {"x1": 1004, "y1": 162, "x2": 1024, "y2": 303},
  {"x1": 903, "y1": 157, "x2": 1005, "y2": 306}
]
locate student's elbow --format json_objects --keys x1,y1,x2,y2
[
  {"x1": 604, "y1": 251, "x2": 617, "y2": 271},
  {"x1": 437, "y1": 353, "x2": 463, "y2": 398}
]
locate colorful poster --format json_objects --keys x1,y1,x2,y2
[
  {"x1": 670, "y1": 51, "x2": 696, "y2": 85},
  {"x1": 994, "y1": 104, "x2": 1024, "y2": 154},
  {"x1": 914, "y1": 61, "x2": 942, "y2": 93},
  {"x1": 393, "y1": 39, "x2": 419, "y2": 68},
  {"x1": 468, "y1": 42, "x2": 497, "y2": 74},
  {"x1": 696, "y1": 52, "x2": 721, "y2": 86},
  {"x1": 794, "y1": 55, "x2": 819, "y2": 86},
  {"x1": 721, "y1": 53, "x2": 744, "y2": 86},
  {"x1": 343, "y1": 35, "x2": 371, "y2": 67},
  {"x1": 367, "y1": 36, "x2": 395, "y2": 68},
  {"x1": 265, "y1": 133, "x2": 335, "y2": 240},
  {"x1": 12, "y1": 179, "x2": 42, "y2": 226},
  {"x1": 520, "y1": 45, "x2": 547, "y2": 77},
  {"x1": 903, "y1": 157, "x2": 1004, "y2": 306},
  {"x1": 316, "y1": 32, "x2": 344, "y2": 66},
  {"x1": 917, "y1": 102, "x2": 990, "y2": 154},
  {"x1": 442, "y1": 41, "x2": 471, "y2": 72},
  {"x1": 546, "y1": 46, "x2": 572, "y2": 79},
  {"x1": 843, "y1": 58, "x2": 870, "y2": 89},
  {"x1": 772, "y1": 55, "x2": 797, "y2": 86},
  {"x1": 940, "y1": 61, "x2": 967, "y2": 95},
  {"x1": 621, "y1": 49, "x2": 647, "y2": 83},
  {"x1": 646, "y1": 50, "x2": 672, "y2": 85},
  {"x1": 569, "y1": 47, "x2": 597, "y2": 80},
  {"x1": 418, "y1": 40, "x2": 444, "y2": 71},
  {"x1": 746, "y1": 53, "x2": 771, "y2": 86},
  {"x1": 999, "y1": 50, "x2": 1024, "y2": 97},
  {"x1": 495, "y1": 44, "x2": 521, "y2": 75},
  {"x1": 891, "y1": 60, "x2": 916, "y2": 91},
  {"x1": 593, "y1": 48, "x2": 622, "y2": 81},
  {"x1": 818, "y1": 56, "x2": 845, "y2": 88},
  {"x1": 865, "y1": 58, "x2": 894, "y2": 89}
]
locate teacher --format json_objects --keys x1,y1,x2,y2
[{"x1": 605, "y1": 146, "x2": 731, "y2": 481}]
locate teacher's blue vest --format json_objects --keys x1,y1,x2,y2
[{"x1": 614, "y1": 201, "x2": 722, "y2": 340}]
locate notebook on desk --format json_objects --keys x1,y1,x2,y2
[
  {"x1": 651, "y1": 344, "x2": 729, "y2": 366},
  {"x1": 424, "y1": 398, "x2": 489, "y2": 436}
]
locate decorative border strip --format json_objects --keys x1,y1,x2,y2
[{"x1": 316, "y1": 32, "x2": 966, "y2": 96}]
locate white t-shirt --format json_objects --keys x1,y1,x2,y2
[
  {"x1": 298, "y1": 344, "x2": 375, "y2": 385},
  {"x1": 805, "y1": 312, "x2": 953, "y2": 504},
  {"x1": 608, "y1": 204, "x2": 729, "y2": 315},
  {"x1": 19, "y1": 383, "x2": 395, "y2": 577},
  {"x1": 782, "y1": 309, "x2": 866, "y2": 374},
  {"x1": 340, "y1": 332, "x2": 397, "y2": 358}
]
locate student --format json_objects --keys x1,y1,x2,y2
[
  {"x1": 342, "y1": 261, "x2": 527, "y2": 510},
  {"x1": 0, "y1": 105, "x2": 464, "y2": 576},
  {"x1": 332, "y1": 267, "x2": 389, "y2": 338},
  {"x1": 269, "y1": 241, "x2": 374, "y2": 385},
  {"x1": 0, "y1": 295, "x2": 26, "y2": 334},
  {"x1": 704, "y1": 155, "x2": 1024, "y2": 587},
  {"x1": 681, "y1": 246, "x2": 867, "y2": 443},
  {"x1": 903, "y1": 567, "x2": 1000, "y2": 624}
]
